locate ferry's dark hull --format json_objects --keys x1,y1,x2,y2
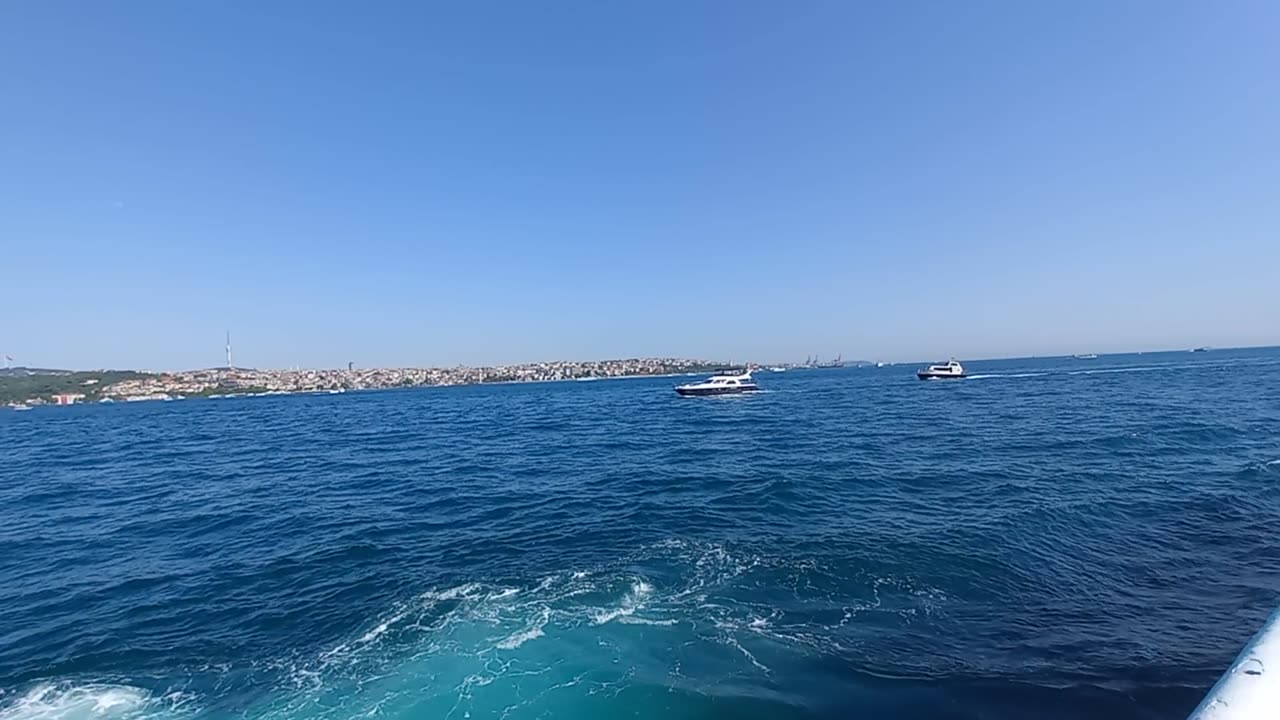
[
  {"x1": 917, "y1": 372, "x2": 966, "y2": 380},
  {"x1": 675, "y1": 385, "x2": 759, "y2": 396}
]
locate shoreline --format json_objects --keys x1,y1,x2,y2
[{"x1": 2, "y1": 367, "x2": 719, "y2": 408}]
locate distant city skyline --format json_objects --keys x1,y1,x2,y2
[
  {"x1": 2, "y1": 2, "x2": 1277, "y2": 370},
  {"x1": 2, "y1": 340, "x2": 1278, "y2": 374}
]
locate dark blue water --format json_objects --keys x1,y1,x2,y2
[{"x1": 3, "y1": 349, "x2": 1279, "y2": 720}]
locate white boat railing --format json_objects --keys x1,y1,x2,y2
[{"x1": 1188, "y1": 606, "x2": 1280, "y2": 719}]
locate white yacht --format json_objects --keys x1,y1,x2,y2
[
  {"x1": 675, "y1": 370, "x2": 760, "y2": 396},
  {"x1": 916, "y1": 359, "x2": 966, "y2": 380}
]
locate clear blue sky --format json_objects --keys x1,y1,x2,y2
[{"x1": 2, "y1": 1, "x2": 1277, "y2": 369}]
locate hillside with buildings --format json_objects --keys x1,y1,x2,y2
[
  {"x1": 2, "y1": 358, "x2": 724, "y2": 407},
  {"x1": 0, "y1": 369, "x2": 149, "y2": 405}
]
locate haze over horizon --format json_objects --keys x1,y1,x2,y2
[
  {"x1": 3, "y1": 2, "x2": 1277, "y2": 370},
  {"x1": 4, "y1": 343, "x2": 1277, "y2": 375}
]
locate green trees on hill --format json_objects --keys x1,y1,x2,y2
[{"x1": 0, "y1": 372, "x2": 147, "y2": 404}]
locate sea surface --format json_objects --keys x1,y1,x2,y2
[{"x1": 2, "y1": 349, "x2": 1279, "y2": 720}]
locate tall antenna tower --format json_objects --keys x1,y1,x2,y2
[{"x1": 226, "y1": 331, "x2": 233, "y2": 368}]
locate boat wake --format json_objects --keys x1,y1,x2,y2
[
  {"x1": 0, "y1": 683, "x2": 195, "y2": 720},
  {"x1": 259, "y1": 541, "x2": 946, "y2": 719},
  {"x1": 1241, "y1": 458, "x2": 1280, "y2": 477},
  {"x1": 950, "y1": 356, "x2": 1280, "y2": 383},
  {"x1": 2, "y1": 542, "x2": 943, "y2": 720},
  {"x1": 962, "y1": 373, "x2": 1048, "y2": 380},
  {"x1": 1066, "y1": 365, "x2": 1170, "y2": 376}
]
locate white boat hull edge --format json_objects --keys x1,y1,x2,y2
[{"x1": 1189, "y1": 606, "x2": 1280, "y2": 719}]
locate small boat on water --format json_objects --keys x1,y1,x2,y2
[
  {"x1": 916, "y1": 359, "x2": 966, "y2": 380},
  {"x1": 675, "y1": 369, "x2": 760, "y2": 396},
  {"x1": 10, "y1": 404, "x2": 32, "y2": 411},
  {"x1": 1073, "y1": 353, "x2": 1098, "y2": 360}
]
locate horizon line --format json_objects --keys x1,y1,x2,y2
[{"x1": 4, "y1": 344, "x2": 1277, "y2": 375}]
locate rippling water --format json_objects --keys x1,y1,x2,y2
[{"x1": 3, "y1": 349, "x2": 1279, "y2": 720}]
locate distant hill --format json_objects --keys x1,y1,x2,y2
[
  {"x1": 1, "y1": 369, "x2": 149, "y2": 404},
  {"x1": 0, "y1": 366, "x2": 72, "y2": 377}
]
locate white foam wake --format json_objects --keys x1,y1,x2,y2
[
  {"x1": 1067, "y1": 365, "x2": 1165, "y2": 376},
  {"x1": 488, "y1": 587, "x2": 520, "y2": 601},
  {"x1": 495, "y1": 607, "x2": 550, "y2": 649},
  {"x1": 0, "y1": 684, "x2": 189, "y2": 720},
  {"x1": 964, "y1": 372, "x2": 1046, "y2": 380},
  {"x1": 422, "y1": 582, "x2": 482, "y2": 601},
  {"x1": 592, "y1": 580, "x2": 653, "y2": 625}
]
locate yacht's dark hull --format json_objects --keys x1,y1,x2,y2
[{"x1": 675, "y1": 385, "x2": 759, "y2": 396}]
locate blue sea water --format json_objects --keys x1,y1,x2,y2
[{"x1": 2, "y1": 349, "x2": 1279, "y2": 720}]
